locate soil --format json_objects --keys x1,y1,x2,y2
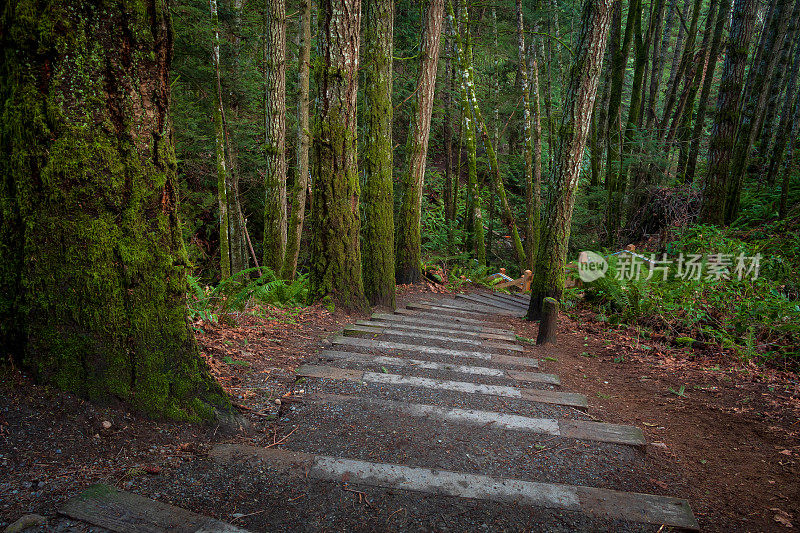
[{"x1": 1, "y1": 284, "x2": 798, "y2": 532}]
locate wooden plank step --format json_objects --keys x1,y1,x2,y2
[
  {"x1": 491, "y1": 292, "x2": 531, "y2": 306},
  {"x1": 343, "y1": 325, "x2": 523, "y2": 352},
  {"x1": 475, "y1": 292, "x2": 531, "y2": 311},
  {"x1": 413, "y1": 300, "x2": 518, "y2": 317},
  {"x1": 308, "y1": 393, "x2": 645, "y2": 447},
  {"x1": 296, "y1": 365, "x2": 583, "y2": 407},
  {"x1": 210, "y1": 446, "x2": 698, "y2": 531},
  {"x1": 330, "y1": 335, "x2": 539, "y2": 369},
  {"x1": 457, "y1": 293, "x2": 525, "y2": 311},
  {"x1": 60, "y1": 484, "x2": 249, "y2": 533},
  {"x1": 393, "y1": 308, "x2": 491, "y2": 326},
  {"x1": 356, "y1": 320, "x2": 516, "y2": 341},
  {"x1": 317, "y1": 350, "x2": 559, "y2": 384}
]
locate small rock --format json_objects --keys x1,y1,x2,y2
[
  {"x1": 275, "y1": 399, "x2": 282, "y2": 405},
  {"x1": 4, "y1": 513, "x2": 47, "y2": 533},
  {"x1": 651, "y1": 442, "x2": 668, "y2": 450},
  {"x1": 102, "y1": 420, "x2": 112, "y2": 429}
]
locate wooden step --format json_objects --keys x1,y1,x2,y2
[
  {"x1": 317, "y1": 350, "x2": 559, "y2": 385},
  {"x1": 356, "y1": 319, "x2": 516, "y2": 341},
  {"x1": 393, "y1": 308, "x2": 494, "y2": 326},
  {"x1": 296, "y1": 365, "x2": 583, "y2": 407},
  {"x1": 60, "y1": 484, "x2": 250, "y2": 533},
  {"x1": 343, "y1": 324, "x2": 523, "y2": 352},
  {"x1": 210, "y1": 446, "x2": 699, "y2": 531},
  {"x1": 330, "y1": 335, "x2": 539, "y2": 369},
  {"x1": 457, "y1": 293, "x2": 527, "y2": 313},
  {"x1": 374, "y1": 312, "x2": 511, "y2": 332}
]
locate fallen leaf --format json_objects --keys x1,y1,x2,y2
[{"x1": 779, "y1": 449, "x2": 793, "y2": 456}]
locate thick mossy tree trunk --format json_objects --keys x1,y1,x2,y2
[
  {"x1": 264, "y1": 0, "x2": 288, "y2": 272},
  {"x1": 701, "y1": 0, "x2": 759, "y2": 224},
  {"x1": 309, "y1": 0, "x2": 368, "y2": 311},
  {"x1": 362, "y1": 0, "x2": 396, "y2": 306},
  {"x1": 395, "y1": 0, "x2": 445, "y2": 285},
  {"x1": 0, "y1": 0, "x2": 228, "y2": 420},
  {"x1": 282, "y1": 0, "x2": 312, "y2": 280},
  {"x1": 527, "y1": 0, "x2": 614, "y2": 321}
]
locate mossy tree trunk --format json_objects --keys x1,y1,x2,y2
[
  {"x1": 766, "y1": 39, "x2": 800, "y2": 191},
  {"x1": 395, "y1": 0, "x2": 445, "y2": 285},
  {"x1": 0, "y1": 0, "x2": 228, "y2": 420},
  {"x1": 264, "y1": 0, "x2": 288, "y2": 272},
  {"x1": 362, "y1": 0, "x2": 396, "y2": 306},
  {"x1": 309, "y1": 0, "x2": 368, "y2": 311},
  {"x1": 702, "y1": 0, "x2": 759, "y2": 224},
  {"x1": 527, "y1": 0, "x2": 614, "y2": 320},
  {"x1": 282, "y1": 0, "x2": 312, "y2": 281}
]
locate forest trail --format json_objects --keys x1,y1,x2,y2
[{"x1": 58, "y1": 291, "x2": 700, "y2": 532}]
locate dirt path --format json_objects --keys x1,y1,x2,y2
[{"x1": 2, "y1": 287, "x2": 796, "y2": 531}]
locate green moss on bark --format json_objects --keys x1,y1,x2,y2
[{"x1": 1, "y1": 0, "x2": 229, "y2": 421}]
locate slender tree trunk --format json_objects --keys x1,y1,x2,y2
[
  {"x1": 646, "y1": 0, "x2": 670, "y2": 129},
  {"x1": 211, "y1": 0, "x2": 231, "y2": 279},
  {"x1": 264, "y1": 0, "x2": 288, "y2": 272},
  {"x1": 443, "y1": 22, "x2": 454, "y2": 225},
  {"x1": 725, "y1": 0, "x2": 792, "y2": 222},
  {"x1": 766, "y1": 41, "x2": 800, "y2": 191},
  {"x1": 605, "y1": 0, "x2": 639, "y2": 246},
  {"x1": 665, "y1": 0, "x2": 691, "y2": 103},
  {"x1": 528, "y1": 0, "x2": 614, "y2": 321},
  {"x1": 309, "y1": 0, "x2": 368, "y2": 310},
  {"x1": 0, "y1": 0, "x2": 228, "y2": 419},
  {"x1": 660, "y1": 0, "x2": 703, "y2": 136},
  {"x1": 780, "y1": 90, "x2": 800, "y2": 219},
  {"x1": 282, "y1": 0, "x2": 312, "y2": 280},
  {"x1": 396, "y1": 0, "x2": 445, "y2": 284},
  {"x1": 685, "y1": 0, "x2": 732, "y2": 183},
  {"x1": 453, "y1": 0, "x2": 525, "y2": 270},
  {"x1": 362, "y1": 0, "x2": 395, "y2": 306},
  {"x1": 517, "y1": 0, "x2": 541, "y2": 271},
  {"x1": 701, "y1": 0, "x2": 759, "y2": 224}
]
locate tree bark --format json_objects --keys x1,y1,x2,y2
[
  {"x1": 309, "y1": 0, "x2": 368, "y2": 311},
  {"x1": 264, "y1": 0, "x2": 288, "y2": 272},
  {"x1": 395, "y1": 0, "x2": 445, "y2": 284},
  {"x1": 528, "y1": 0, "x2": 614, "y2": 320},
  {"x1": 282, "y1": 0, "x2": 312, "y2": 280},
  {"x1": 211, "y1": 0, "x2": 231, "y2": 279},
  {"x1": 701, "y1": 0, "x2": 759, "y2": 225},
  {"x1": 725, "y1": 0, "x2": 793, "y2": 223},
  {"x1": 766, "y1": 40, "x2": 800, "y2": 193},
  {"x1": 362, "y1": 0, "x2": 396, "y2": 306},
  {"x1": 685, "y1": 0, "x2": 732, "y2": 183},
  {"x1": 0, "y1": 0, "x2": 228, "y2": 419}
]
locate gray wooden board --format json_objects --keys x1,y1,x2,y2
[
  {"x1": 373, "y1": 312, "x2": 511, "y2": 333},
  {"x1": 60, "y1": 484, "x2": 249, "y2": 533},
  {"x1": 457, "y1": 293, "x2": 526, "y2": 313},
  {"x1": 473, "y1": 293, "x2": 531, "y2": 312},
  {"x1": 330, "y1": 335, "x2": 539, "y2": 369},
  {"x1": 356, "y1": 319, "x2": 516, "y2": 341},
  {"x1": 343, "y1": 325, "x2": 523, "y2": 352},
  {"x1": 412, "y1": 301, "x2": 518, "y2": 317},
  {"x1": 296, "y1": 365, "x2": 583, "y2": 407},
  {"x1": 392, "y1": 308, "x2": 493, "y2": 326},
  {"x1": 307, "y1": 393, "x2": 644, "y2": 446},
  {"x1": 316, "y1": 350, "x2": 558, "y2": 384},
  {"x1": 491, "y1": 292, "x2": 531, "y2": 306},
  {"x1": 210, "y1": 446, "x2": 698, "y2": 530}
]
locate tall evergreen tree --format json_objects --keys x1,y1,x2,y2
[
  {"x1": 264, "y1": 0, "x2": 288, "y2": 272},
  {"x1": 211, "y1": 0, "x2": 231, "y2": 279},
  {"x1": 0, "y1": 0, "x2": 228, "y2": 419},
  {"x1": 309, "y1": 0, "x2": 368, "y2": 310},
  {"x1": 395, "y1": 0, "x2": 445, "y2": 284},
  {"x1": 362, "y1": 0, "x2": 396, "y2": 306},
  {"x1": 527, "y1": 0, "x2": 614, "y2": 325}
]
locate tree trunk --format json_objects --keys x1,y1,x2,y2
[
  {"x1": 395, "y1": 0, "x2": 445, "y2": 284},
  {"x1": 780, "y1": 90, "x2": 800, "y2": 219},
  {"x1": 443, "y1": 21, "x2": 455, "y2": 225},
  {"x1": 645, "y1": 0, "x2": 671, "y2": 129},
  {"x1": 685, "y1": 0, "x2": 732, "y2": 183},
  {"x1": 264, "y1": 0, "x2": 288, "y2": 272},
  {"x1": 517, "y1": 0, "x2": 541, "y2": 271},
  {"x1": 725, "y1": 0, "x2": 793, "y2": 222},
  {"x1": 701, "y1": 0, "x2": 759, "y2": 225},
  {"x1": 605, "y1": 0, "x2": 638, "y2": 246},
  {"x1": 211, "y1": 0, "x2": 231, "y2": 279},
  {"x1": 766, "y1": 41, "x2": 800, "y2": 192},
  {"x1": 309, "y1": 0, "x2": 368, "y2": 311},
  {"x1": 0, "y1": 0, "x2": 228, "y2": 419},
  {"x1": 527, "y1": 0, "x2": 614, "y2": 320},
  {"x1": 282, "y1": 0, "x2": 312, "y2": 280},
  {"x1": 362, "y1": 0, "x2": 396, "y2": 306}
]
